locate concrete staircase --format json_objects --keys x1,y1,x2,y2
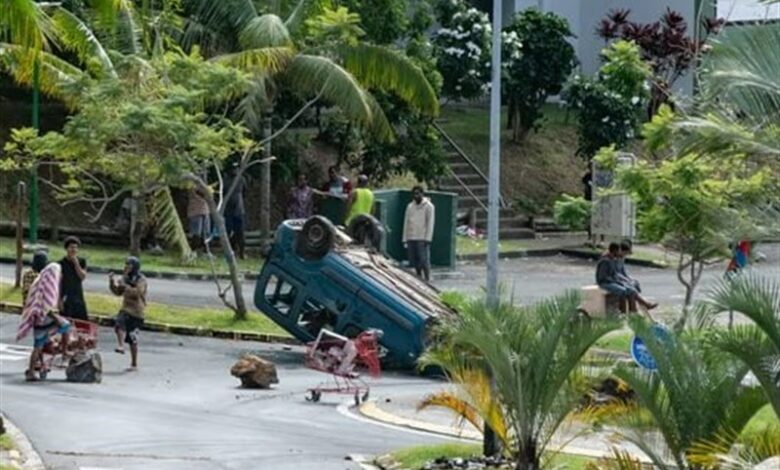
[{"x1": 434, "y1": 124, "x2": 536, "y2": 240}]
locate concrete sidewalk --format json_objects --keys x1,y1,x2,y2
[{"x1": 359, "y1": 392, "x2": 653, "y2": 464}]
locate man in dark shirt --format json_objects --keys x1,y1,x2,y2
[
  {"x1": 60, "y1": 236, "x2": 88, "y2": 320},
  {"x1": 596, "y1": 242, "x2": 656, "y2": 314},
  {"x1": 224, "y1": 165, "x2": 247, "y2": 259}
]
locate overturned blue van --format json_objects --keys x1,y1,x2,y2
[{"x1": 253, "y1": 217, "x2": 455, "y2": 368}]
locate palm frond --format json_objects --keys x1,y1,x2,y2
[
  {"x1": 584, "y1": 447, "x2": 646, "y2": 470},
  {"x1": 0, "y1": 43, "x2": 84, "y2": 104},
  {"x1": 190, "y1": 0, "x2": 257, "y2": 38},
  {"x1": 285, "y1": 53, "x2": 374, "y2": 127},
  {"x1": 708, "y1": 273, "x2": 780, "y2": 349},
  {"x1": 341, "y1": 43, "x2": 439, "y2": 116},
  {"x1": 0, "y1": 0, "x2": 54, "y2": 51},
  {"x1": 689, "y1": 426, "x2": 780, "y2": 470},
  {"x1": 148, "y1": 187, "x2": 194, "y2": 262},
  {"x1": 212, "y1": 46, "x2": 293, "y2": 74},
  {"x1": 284, "y1": 0, "x2": 308, "y2": 34},
  {"x1": 239, "y1": 14, "x2": 292, "y2": 49},
  {"x1": 49, "y1": 7, "x2": 116, "y2": 78},
  {"x1": 235, "y1": 72, "x2": 272, "y2": 132},
  {"x1": 703, "y1": 25, "x2": 780, "y2": 121}
]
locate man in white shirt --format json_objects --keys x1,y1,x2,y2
[{"x1": 403, "y1": 186, "x2": 435, "y2": 281}]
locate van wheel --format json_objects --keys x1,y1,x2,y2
[
  {"x1": 296, "y1": 216, "x2": 335, "y2": 260},
  {"x1": 347, "y1": 214, "x2": 384, "y2": 250}
]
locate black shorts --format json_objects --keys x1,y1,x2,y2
[{"x1": 116, "y1": 312, "x2": 144, "y2": 345}]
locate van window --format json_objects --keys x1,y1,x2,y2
[
  {"x1": 298, "y1": 298, "x2": 338, "y2": 337},
  {"x1": 265, "y1": 275, "x2": 297, "y2": 315}
]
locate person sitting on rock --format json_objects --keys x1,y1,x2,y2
[{"x1": 596, "y1": 242, "x2": 657, "y2": 314}]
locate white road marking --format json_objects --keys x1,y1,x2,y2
[{"x1": 0, "y1": 343, "x2": 32, "y2": 361}]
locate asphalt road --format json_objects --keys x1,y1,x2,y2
[
  {"x1": 0, "y1": 314, "x2": 446, "y2": 470},
  {"x1": 74, "y1": 244, "x2": 780, "y2": 313}
]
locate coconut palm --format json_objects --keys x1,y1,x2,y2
[
  {"x1": 706, "y1": 273, "x2": 780, "y2": 416},
  {"x1": 674, "y1": 23, "x2": 780, "y2": 158},
  {"x1": 182, "y1": 0, "x2": 438, "y2": 137},
  {"x1": 608, "y1": 317, "x2": 768, "y2": 469},
  {"x1": 421, "y1": 292, "x2": 620, "y2": 470}
]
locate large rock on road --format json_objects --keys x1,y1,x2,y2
[{"x1": 230, "y1": 355, "x2": 279, "y2": 389}]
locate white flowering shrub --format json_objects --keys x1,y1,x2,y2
[{"x1": 432, "y1": 0, "x2": 491, "y2": 100}]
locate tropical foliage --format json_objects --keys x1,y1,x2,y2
[
  {"x1": 564, "y1": 40, "x2": 650, "y2": 159},
  {"x1": 432, "y1": 0, "x2": 491, "y2": 101},
  {"x1": 605, "y1": 317, "x2": 768, "y2": 469},
  {"x1": 421, "y1": 292, "x2": 620, "y2": 469},
  {"x1": 706, "y1": 274, "x2": 780, "y2": 416},
  {"x1": 502, "y1": 9, "x2": 576, "y2": 141},
  {"x1": 596, "y1": 7, "x2": 723, "y2": 117}
]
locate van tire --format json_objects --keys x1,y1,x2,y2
[
  {"x1": 296, "y1": 216, "x2": 335, "y2": 260},
  {"x1": 346, "y1": 214, "x2": 384, "y2": 250}
]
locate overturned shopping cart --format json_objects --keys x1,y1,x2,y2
[{"x1": 304, "y1": 329, "x2": 382, "y2": 405}]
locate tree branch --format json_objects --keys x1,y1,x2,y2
[{"x1": 257, "y1": 90, "x2": 323, "y2": 147}]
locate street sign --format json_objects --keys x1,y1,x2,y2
[{"x1": 630, "y1": 324, "x2": 673, "y2": 370}]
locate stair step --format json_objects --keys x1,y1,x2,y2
[
  {"x1": 442, "y1": 174, "x2": 486, "y2": 185},
  {"x1": 475, "y1": 217, "x2": 531, "y2": 229},
  {"x1": 440, "y1": 184, "x2": 488, "y2": 195},
  {"x1": 496, "y1": 227, "x2": 536, "y2": 239}
]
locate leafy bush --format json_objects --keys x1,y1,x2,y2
[
  {"x1": 502, "y1": 9, "x2": 576, "y2": 141},
  {"x1": 553, "y1": 194, "x2": 591, "y2": 231},
  {"x1": 432, "y1": 0, "x2": 491, "y2": 101},
  {"x1": 564, "y1": 40, "x2": 650, "y2": 159}
]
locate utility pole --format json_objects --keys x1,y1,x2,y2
[
  {"x1": 15, "y1": 182, "x2": 26, "y2": 288},
  {"x1": 29, "y1": 58, "x2": 40, "y2": 244},
  {"x1": 484, "y1": 0, "x2": 503, "y2": 458},
  {"x1": 260, "y1": 117, "x2": 272, "y2": 239}
]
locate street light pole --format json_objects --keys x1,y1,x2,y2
[
  {"x1": 28, "y1": 57, "x2": 40, "y2": 244},
  {"x1": 486, "y1": 0, "x2": 502, "y2": 309},
  {"x1": 484, "y1": 0, "x2": 503, "y2": 458}
]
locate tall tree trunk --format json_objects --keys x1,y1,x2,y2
[
  {"x1": 515, "y1": 439, "x2": 540, "y2": 470},
  {"x1": 260, "y1": 117, "x2": 272, "y2": 239},
  {"x1": 129, "y1": 191, "x2": 141, "y2": 256},
  {"x1": 187, "y1": 175, "x2": 247, "y2": 319}
]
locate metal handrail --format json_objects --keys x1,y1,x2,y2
[
  {"x1": 447, "y1": 167, "x2": 488, "y2": 213},
  {"x1": 433, "y1": 121, "x2": 509, "y2": 208}
]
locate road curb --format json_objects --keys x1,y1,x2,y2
[
  {"x1": 1, "y1": 414, "x2": 46, "y2": 470},
  {"x1": 0, "y1": 302, "x2": 299, "y2": 346},
  {"x1": 457, "y1": 248, "x2": 668, "y2": 268},
  {"x1": 0, "y1": 258, "x2": 259, "y2": 282},
  {"x1": 558, "y1": 249, "x2": 668, "y2": 269}
]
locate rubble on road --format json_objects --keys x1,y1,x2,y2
[{"x1": 230, "y1": 355, "x2": 279, "y2": 389}]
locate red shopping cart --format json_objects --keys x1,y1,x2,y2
[
  {"x1": 37, "y1": 319, "x2": 98, "y2": 379},
  {"x1": 304, "y1": 329, "x2": 382, "y2": 405}
]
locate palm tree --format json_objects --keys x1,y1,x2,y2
[
  {"x1": 608, "y1": 317, "x2": 768, "y2": 469},
  {"x1": 182, "y1": 0, "x2": 438, "y2": 235},
  {"x1": 421, "y1": 292, "x2": 620, "y2": 470},
  {"x1": 706, "y1": 273, "x2": 780, "y2": 416},
  {"x1": 674, "y1": 22, "x2": 780, "y2": 158}
]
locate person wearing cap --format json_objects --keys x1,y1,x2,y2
[
  {"x1": 110, "y1": 256, "x2": 147, "y2": 370},
  {"x1": 345, "y1": 174, "x2": 374, "y2": 226}
]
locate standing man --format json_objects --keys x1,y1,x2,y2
[
  {"x1": 345, "y1": 175, "x2": 374, "y2": 225},
  {"x1": 110, "y1": 256, "x2": 147, "y2": 370},
  {"x1": 322, "y1": 165, "x2": 352, "y2": 199},
  {"x1": 287, "y1": 173, "x2": 315, "y2": 219},
  {"x1": 224, "y1": 165, "x2": 247, "y2": 259},
  {"x1": 403, "y1": 186, "x2": 435, "y2": 281},
  {"x1": 59, "y1": 236, "x2": 88, "y2": 320},
  {"x1": 187, "y1": 185, "x2": 211, "y2": 247}
]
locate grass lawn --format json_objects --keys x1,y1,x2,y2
[
  {"x1": 594, "y1": 330, "x2": 633, "y2": 353},
  {"x1": 438, "y1": 104, "x2": 583, "y2": 215},
  {"x1": 742, "y1": 404, "x2": 780, "y2": 443},
  {"x1": 0, "y1": 434, "x2": 14, "y2": 451},
  {"x1": 0, "y1": 237, "x2": 260, "y2": 275},
  {"x1": 456, "y1": 237, "x2": 531, "y2": 256},
  {"x1": 388, "y1": 443, "x2": 592, "y2": 469},
  {"x1": 0, "y1": 282, "x2": 288, "y2": 337}
]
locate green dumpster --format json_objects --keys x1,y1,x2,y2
[
  {"x1": 317, "y1": 189, "x2": 457, "y2": 268},
  {"x1": 374, "y1": 189, "x2": 457, "y2": 268}
]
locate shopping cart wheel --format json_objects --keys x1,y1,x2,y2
[{"x1": 306, "y1": 390, "x2": 321, "y2": 403}]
